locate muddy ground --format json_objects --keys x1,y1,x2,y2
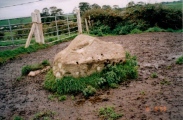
[{"x1": 0, "y1": 32, "x2": 183, "y2": 120}]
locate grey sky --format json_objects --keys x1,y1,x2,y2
[{"x1": 0, "y1": 0, "x2": 178, "y2": 20}]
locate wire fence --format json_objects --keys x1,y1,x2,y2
[{"x1": 0, "y1": 13, "x2": 78, "y2": 50}]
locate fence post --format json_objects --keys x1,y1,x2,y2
[
  {"x1": 76, "y1": 9, "x2": 82, "y2": 34},
  {"x1": 34, "y1": 10, "x2": 44, "y2": 44},
  {"x1": 8, "y1": 19, "x2": 14, "y2": 45},
  {"x1": 85, "y1": 18, "x2": 89, "y2": 33},
  {"x1": 66, "y1": 15, "x2": 71, "y2": 36},
  {"x1": 32, "y1": 12, "x2": 39, "y2": 43},
  {"x1": 55, "y1": 16, "x2": 59, "y2": 40}
]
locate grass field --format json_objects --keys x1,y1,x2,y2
[
  {"x1": 0, "y1": 17, "x2": 31, "y2": 26},
  {"x1": 162, "y1": 1, "x2": 182, "y2": 10}
]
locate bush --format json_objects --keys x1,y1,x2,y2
[
  {"x1": 176, "y1": 55, "x2": 183, "y2": 65},
  {"x1": 99, "y1": 106, "x2": 123, "y2": 120}
]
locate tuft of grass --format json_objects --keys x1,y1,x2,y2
[
  {"x1": 130, "y1": 28, "x2": 142, "y2": 34},
  {"x1": 176, "y1": 55, "x2": 183, "y2": 65},
  {"x1": 13, "y1": 116, "x2": 23, "y2": 120},
  {"x1": 21, "y1": 60, "x2": 50, "y2": 76},
  {"x1": 98, "y1": 106, "x2": 123, "y2": 120},
  {"x1": 160, "y1": 79, "x2": 171, "y2": 85},
  {"x1": 151, "y1": 72, "x2": 158, "y2": 78},
  {"x1": 48, "y1": 95, "x2": 55, "y2": 101},
  {"x1": 140, "y1": 91, "x2": 146, "y2": 95},
  {"x1": 109, "y1": 83, "x2": 119, "y2": 88},
  {"x1": 32, "y1": 111, "x2": 55, "y2": 120},
  {"x1": 83, "y1": 85, "x2": 96, "y2": 97},
  {"x1": 58, "y1": 95, "x2": 67, "y2": 101},
  {"x1": 41, "y1": 60, "x2": 50, "y2": 66},
  {"x1": 146, "y1": 27, "x2": 165, "y2": 32},
  {"x1": 16, "y1": 76, "x2": 25, "y2": 81},
  {"x1": 44, "y1": 52, "x2": 138, "y2": 96},
  {"x1": 71, "y1": 95, "x2": 75, "y2": 100}
]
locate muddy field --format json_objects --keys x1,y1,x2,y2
[{"x1": 0, "y1": 32, "x2": 183, "y2": 120}]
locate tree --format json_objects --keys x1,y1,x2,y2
[
  {"x1": 102, "y1": 5, "x2": 111, "y2": 10},
  {"x1": 91, "y1": 3, "x2": 101, "y2": 9},
  {"x1": 50, "y1": 6, "x2": 57, "y2": 16},
  {"x1": 113, "y1": 5, "x2": 119, "y2": 9},
  {"x1": 127, "y1": 1, "x2": 135, "y2": 7},
  {"x1": 79, "y1": 2, "x2": 91, "y2": 15},
  {"x1": 137, "y1": 1, "x2": 145, "y2": 6},
  {"x1": 42, "y1": 7, "x2": 50, "y2": 16}
]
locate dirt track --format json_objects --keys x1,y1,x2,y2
[{"x1": 0, "y1": 32, "x2": 183, "y2": 120}]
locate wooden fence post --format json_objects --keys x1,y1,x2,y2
[
  {"x1": 35, "y1": 10, "x2": 44, "y2": 44},
  {"x1": 25, "y1": 10, "x2": 45, "y2": 48},
  {"x1": 76, "y1": 9, "x2": 82, "y2": 34},
  {"x1": 85, "y1": 18, "x2": 89, "y2": 33}
]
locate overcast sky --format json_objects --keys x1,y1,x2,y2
[{"x1": 0, "y1": 0, "x2": 179, "y2": 20}]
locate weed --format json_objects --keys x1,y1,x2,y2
[
  {"x1": 48, "y1": 95, "x2": 55, "y2": 101},
  {"x1": 32, "y1": 110, "x2": 55, "y2": 120},
  {"x1": 160, "y1": 79, "x2": 171, "y2": 85},
  {"x1": 83, "y1": 85, "x2": 96, "y2": 97},
  {"x1": 13, "y1": 116, "x2": 23, "y2": 120},
  {"x1": 71, "y1": 95, "x2": 75, "y2": 100},
  {"x1": 176, "y1": 55, "x2": 183, "y2": 65},
  {"x1": 41, "y1": 60, "x2": 50, "y2": 66},
  {"x1": 99, "y1": 106, "x2": 123, "y2": 120},
  {"x1": 109, "y1": 83, "x2": 119, "y2": 88},
  {"x1": 140, "y1": 91, "x2": 146, "y2": 95},
  {"x1": 58, "y1": 95, "x2": 67, "y2": 101},
  {"x1": 151, "y1": 72, "x2": 158, "y2": 78},
  {"x1": 16, "y1": 76, "x2": 24, "y2": 81}
]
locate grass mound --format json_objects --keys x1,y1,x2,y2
[
  {"x1": 21, "y1": 60, "x2": 50, "y2": 76},
  {"x1": 44, "y1": 52, "x2": 138, "y2": 96}
]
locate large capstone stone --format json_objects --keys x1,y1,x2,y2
[{"x1": 53, "y1": 34, "x2": 126, "y2": 78}]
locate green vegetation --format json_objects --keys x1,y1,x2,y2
[
  {"x1": 162, "y1": 1, "x2": 183, "y2": 10},
  {"x1": 82, "y1": 3, "x2": 182, "y2": 36},
  {"x1": 160, "y1": 79, "x2": 171, "y2": 85},
  {"x1": 98, "y1": 106, "x2": 123, "y2": 120},
  {"x1": 151, "y1": 72, "x2": 158, "y2": 78},
  {"x1": 0, "y1": 35, "x2": 76, "y2": 65},
  {"x1": 44, "y1": 52, "x2": 138, "y2": 96},
  {"x1": 0, "y1": 17, "x2": 31, "y2": 26},
  {"x1": 32, "y1": 111, "x2": 55, "y2": 120},
  {"x1": 71, "y1": 95, "x2": 75, "y2": 100},
  {"x1": 83, "y1": 85, "x2": 97, "y2": 97},
  {"x1": 58, "y1": 95, "x2": 67, "y2": 101},
  {"x1": 140, "y1": 91, "x2": 146, "y2": 95},
  {"x1": 16, "y1": 76, "x2": 25, "y2": 81},
  {"x1": 21, "y1": 60, "x2": 50, "y2": 76},
  {"x1": 176, "y1": 55, "x2": 183, "y2": 65},
  {"x1": 13, "y1": 116, "x2": 23, "y2": 120}
]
